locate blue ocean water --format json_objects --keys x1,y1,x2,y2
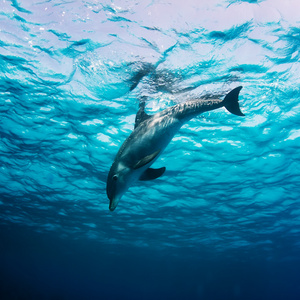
[{"x1": 1, "y1": 0, "x2": 300, "y2": 299}]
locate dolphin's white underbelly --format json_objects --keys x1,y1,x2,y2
[{"x1": 120, "y1": 114, "x2": 183, "y2": 168}]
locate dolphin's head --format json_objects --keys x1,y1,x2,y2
[{"x1": 106, "y1": 163, "x2": 132, "y2": 211}]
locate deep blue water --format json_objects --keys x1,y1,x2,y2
[{"x1": 1, "y1": 0, "x2": 300, "y2": 299}]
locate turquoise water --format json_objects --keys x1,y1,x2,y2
[{"x1": 1, "y1": 0, "x2": 300, "y2": 299}]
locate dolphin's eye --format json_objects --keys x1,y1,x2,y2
[{"x1": 112, "y1": 175, "x2": 118, "y2": 181}]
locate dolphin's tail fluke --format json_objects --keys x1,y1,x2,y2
[{"x1": 223, "y1": 86, "x2": 245, "y2": 116}]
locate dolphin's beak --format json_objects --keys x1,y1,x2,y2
[
  {"x1": 109, "y1": 203, "x2": 116, "y2": 212},
  {"x1": 109, "y1": 196, "x2": 119, "y2": 212}
]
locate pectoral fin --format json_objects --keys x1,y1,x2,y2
[
  {"x1": 139, "y1": 167, "x2": 166, "y2": 181},
  {"x1": 133, "y1": 150, "x2": 161, "y2": 169}
]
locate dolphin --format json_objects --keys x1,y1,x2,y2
[{"x1": 106, "y1": 86, "x2": 244, "y2": 211}]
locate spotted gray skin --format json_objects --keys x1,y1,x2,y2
[{"x1": 106, "y1": 86, "x2": 244, "y2": 211}]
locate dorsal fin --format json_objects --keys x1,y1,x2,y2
[{"x1": 134, "y1": 100, "x2": 151, "y2": 129}]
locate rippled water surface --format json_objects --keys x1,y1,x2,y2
[{"x1": 1, "y1": 0, "x2": 300, "y2": 299}]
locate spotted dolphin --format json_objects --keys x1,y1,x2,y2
[{"x1": 106, "y1": 86, "x2": 244, "y2": 211}]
